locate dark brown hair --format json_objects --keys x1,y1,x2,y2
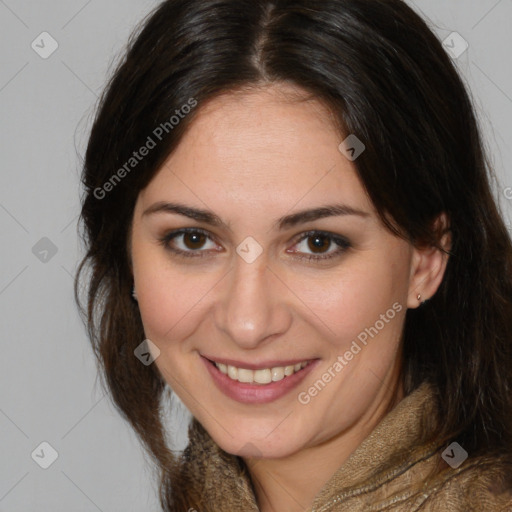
[{"x1": 75, "y1": 0, "x2": 512, "y2": 509}]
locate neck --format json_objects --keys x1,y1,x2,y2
[{"x1": 244, "y1": 378, "x2": 404, "y2": 512}]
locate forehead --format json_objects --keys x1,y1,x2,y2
[
  {"x1": 140, "y1": 84, "x2": 374, "y2": 216},
  {"x1": 178, "y1": 84, "x2": 341, "y2": 169}
]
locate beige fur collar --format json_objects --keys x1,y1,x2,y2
[{"x1": 180, "y1": 382, "x2": 512, "y2": 511}]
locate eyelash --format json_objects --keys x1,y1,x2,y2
[{"x1": 158, "y1": 227, "x2": 351, "y2": 263}]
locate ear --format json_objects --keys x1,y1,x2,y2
[{"x1": 407, "y1": 213, "x2": 452, "y2": 309}]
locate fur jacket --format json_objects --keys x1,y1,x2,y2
[{"x1": 180, "y1": 381, "x2": 512, "y2": 511}]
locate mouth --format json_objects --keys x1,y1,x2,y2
[
  {"x1": 201, "y1": 356, "x2": 319, "y2": 404},
  {"x1": 209, "y1": 359, "x2": 310, "y2": 385}
]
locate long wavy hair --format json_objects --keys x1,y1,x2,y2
[{"x1": 74, "y1": 0, "x2": 512, "y2": 509}]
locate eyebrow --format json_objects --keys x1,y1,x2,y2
[{"x1": 142, "y1": 201, "x2": 370, "y2": 230}]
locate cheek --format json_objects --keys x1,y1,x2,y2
[
  {"x1": 134, "y1": 250, "x2": 218, "y2": 344},
  {"x1": 288, "y1": 255, "x2": 406, "y2": 347}
]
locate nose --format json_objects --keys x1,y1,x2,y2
[{"x1": 214, "y1": 255, "x2": 292, "y2": 350}]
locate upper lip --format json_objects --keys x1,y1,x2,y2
[{"x1": 202, "y1": 355, "x2": 316, "y2": 370}]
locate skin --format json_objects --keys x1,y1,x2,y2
[{"x1": 130, "y1": 83, "x2": 451, "y2": 512}]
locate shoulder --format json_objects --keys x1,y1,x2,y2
[
  {"x1": 421, "y1": 457, "x2": 512, "y2": 511},
  {"x1": 361, "y1": 453, "x2": 512, "y2": 512},
  {"x1": 312, "y1": 382, "x2": 512, "y2": 511}
]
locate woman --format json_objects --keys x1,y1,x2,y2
[{"x1": 74, "y1": 0, "x2": 512, "y2": 510}]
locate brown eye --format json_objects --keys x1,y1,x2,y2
[
  {"x1": 307, "y1": 234, "x2": 332, "y2": 253},
  {"x1": 288, "y1": 230, "x2": 351, "y2": 263},
  {"x1": 159, "y1": 228, "x2": 220, "y2": 258},
  {"x1": 183, "y1": 232, "x2": 207, "y2": 250}
]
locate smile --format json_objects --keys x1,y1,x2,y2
[
  {"x1": 202, "y1": 356, "x2": 319, "y2": 404},
  {"x1": 214, "y1": 361, "x2": 309, "y2": 384}
]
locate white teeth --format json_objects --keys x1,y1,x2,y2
[
  {"x1": 254, "y1": 369, "x2": 272, "y2": 384},
  {"x1": 237, "y1": 368, "x2": 253, "y2": 383},
  {"x1": 214, "y1": 361, "x2": 309, "y2": 384},
  {"x1": 284, "y1": 365, "x2": 294, "y2": 376},
  {"x1": 227, "y1": 365, "x2": 238, "y2": 380},
  {"x1": 271, "y1": 367, "x2": 284, "y2": 381}
]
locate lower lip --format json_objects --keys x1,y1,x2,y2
[{"x1": 202, "y1": 356, "x2": 319, "y2": 404}]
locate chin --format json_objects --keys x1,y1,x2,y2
[{"x1": 207, "y1": 418, "x2": 307, "y2": 460}]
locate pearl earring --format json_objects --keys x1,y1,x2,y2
[{"x1": 132, "y1": 286, "x2": 138, "y2": 301}]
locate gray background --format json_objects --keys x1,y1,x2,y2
[{"x1": 1, "y1": 1, "x2": 511, "y2": 510}]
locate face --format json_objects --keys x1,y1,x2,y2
[{"x1": 130, "y1": 84, "x2": 422, "y2": 460}]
